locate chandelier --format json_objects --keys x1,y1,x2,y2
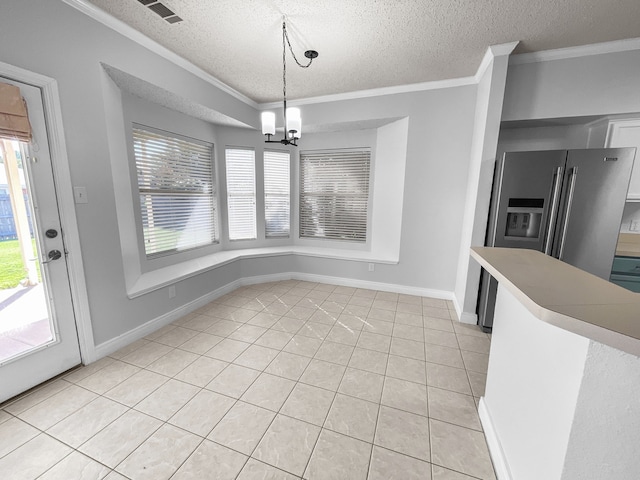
[{"x1": 261, "y1": 18, "x2": 318, "y2": 146}]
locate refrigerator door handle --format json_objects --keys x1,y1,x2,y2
[
  {"x1": 558, "y1": 167, "x2": 578, "y2": 260},
  {"x1": 544, "y1": 166, "x2": 564, "y2": 255}
]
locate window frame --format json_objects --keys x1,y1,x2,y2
[
  {"x1": 225, "y1": 146, "x2": 257, "y2": 242},
  {"x1": 131, "y1": 123, "x2": 218, "y2": 259}
]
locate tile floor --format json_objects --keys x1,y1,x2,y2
[{"x1": 0, "y1": 280, "x2": 494, "y2": 480}]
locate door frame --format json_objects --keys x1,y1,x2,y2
[{"x1": 1, "y1": 60, "x2": 95, "y2": 364}]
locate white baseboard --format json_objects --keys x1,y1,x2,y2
[
  {"x1": 459, "y1": 311, "x2": 478, "y2": 325},
  {"x1": 479, "y1": 397, "x2": 512, "y2": 480},
  {"x1": 92, "y1": 271, "x2": 456, "y2": 361}
]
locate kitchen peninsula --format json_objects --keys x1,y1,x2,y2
[{"x1": 471, "y1": 247, "x2": 640, "y2": 480}]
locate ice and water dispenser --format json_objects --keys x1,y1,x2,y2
[{"x1": 504, "y1": 198, "x2": 544, "y2": 239}]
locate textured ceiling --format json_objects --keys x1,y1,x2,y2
[{"x1": 85, "y1": 0, "x2": 640, "y2": 104}]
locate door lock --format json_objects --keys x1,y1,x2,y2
[
  {"x1": 45, "y1": 229, "x2": 58, "y2": 239},
  {"x1": 42, "y1": 249, "x2": 62, "y2": 264}
]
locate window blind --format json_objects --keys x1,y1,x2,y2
[
  {"x1": 299, "y1": 149, "x2": 371, "y2": 242},
  {"x1": 225, "y1": 148, "x2": 257, "y2": 241},
  {"x1": 264, "y1": 150, "x2": 290, "y2": 237},
  {"x1": 133, "y1": 125, "x2": 217, "y2": 257}
]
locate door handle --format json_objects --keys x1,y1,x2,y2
[
  {"x1": 558, "y1": 167, "x2": 578, "y2": 260},
  {"x1": 544, "y1": 166, "x2": 564, "y2": 255},
  {"x1": 42, "y1": 249, "x2": 62, "y2": 264}
]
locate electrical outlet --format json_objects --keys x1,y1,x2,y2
[
  {"x1": 168, "y1": 285, "x2": 176, "y2": 298},
  {"x1": 368, "y1": 263, "x2": 375, "y2": 272},
  {"x1": 631, "y1": 220, "x2": 640, "y2": 232}
]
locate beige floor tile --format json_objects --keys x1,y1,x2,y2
[
  {"x1": 338, "y1": 367, "x2": 384, "y2": 403},
  {"x1": 146, "y1": 348, "x2": 200, "y2": 377},
  {"x1": 299, "y1": 359, "x2": 346, "y2": 391},
  {"x1": 426, "y1": 344, "x2": 465, "y2": 369},
  {"x1": 280, "y1": 383, "x2": 335, "y2": 426},
  {"x1": 47, "y1": 397, "x2": 128, "y2": 448},
  {"x1": 271, "y1": 317, "x2": 306, "y2": 334},
  {"x1": 452, "y1": 323, "x2": 487, "y2": 338},
  {"x1": 367, "y1": 308, "x2": 396, "y2": 322},
  {"x1": 0, "y1": 434, "x2": 72, "y2": 480},
  {"x1": 76, "y1": 360, "x2": 140, "y2": 394},
  {"x1": 63, "y1": 357, "x2": 115, "y2": 384},
  {"x1": 174, "y1": 356, "x2": 229, "y2": 387},
  {"x1": 363, "y1": 318, "x2": 394, "y2": 336},
  {"x1": 399, "y1": 294, "x2": 423, "y2": 305},
  {"x1": 169, "y1": 389, "x2": 235, "y2": 437},
  {"x1": 390, "y1": 337, "x2": 426, "y2": 361},
  {"x1": 375, "y1": 405, "x2": 430, "y2": 461},
  {"x1": 348, "y1": 295, "x2": 374, "y2": 307},
  {"x1": 461, "y1": 350, "x2": 490, "y2": 374},
  {"x1": 423, "y1": 307, "x2": 451, "y2": 320},
  {"x1": 103, "y1": 369, "x2": 168, "y2": 406},
  {"x1": 262, "y1": 302, "x2": 290, "y2": 316},
  {"x1": 397, "y1": 303, "x2": 423, "y2": 315},
  {"x1": 304, "y1": 429, "x2": 371, "y2": 480},
  {"x1": 325, "y1": 325, "x2": 361, "y2": 346},
  {"x1": 178, "y1": 332, "x2": 224, "y2": 355},
  {"x1": 103, "y1": 472, "x2": 128, "y2": 480},
  {"x1": 0, "y1": 417, "x2": 39, "y2": 457},
  {"x1": 343, "y1": 304, "x2": 370, "y2": 317},
  {"x1": 108, "y1": 339, "x2": 151, "y2": 360},
  {"x1": 423, "y1": 318, "x2": 454, "y2": 333},
  {"x1": 228, "y1": 307, "x2": 261, "y2": 322},
  {"x1": 229, "y1": 324, "x2": 269, "y2": 343},
  {"x1": 324, "y1": 393, "x2": 379, "y2": 442},
  {"x1": 336, "y1": 313, "x2": 367, "y2": 330},
  {"x1": 237, "y1": 458, "x2": 298, "y2": 480},
  {"x1": 205, "y1": 338, "x2": 251, "y2": 362},
  {"x1": 233, "y1": 345, "x2": 280, "y2": 371},
  {"x1": 432, "y1": 464, "x2": 479, "y2": 479},
  {"x1": 368, "y1": 445, "x2": 432, "y2": 480},
  {"x1": 392, "y1": 324, "x2": 424, "y2": 342},
  {"x1": 283, "y1": 334, "x2": 324, "y2": 357},
  {"x1": 376, "y1": 292, "x2": 399, "y2": 302},
  {"x1": 372, "y1": 299, "x2": 397, "y2": 311},
  {"x1": 386, "y1": 355, "x2": 426, "y2": 384},
  {"x1": 428, "y1": 387, "x2": 481, "y2": 431},
  {"x1": 297, "y1": 321, "x2": 333, "y2": 341},
  {"x1": 308, "y1": 309, "x2": 338, "y2": 325},
  {"x1": 313, "y1": 341, "x2": 354, "y2": 365},
  {"x1": 205, "y1": 364, "x2": 260, "y2": 398},
  {"x1": 467, "y1": 371, "x2": 487, "y2": 398},
  {"x1": 3, "y1": 378, "x2": 73, "y2": 415},
  {"x1": 254, "y1": 329, "x2": 294, "y2": 350},
  {"x1": 394, "y1": 311, "x2": 424, "y2": 326},
  {"x1": 381, "y1": 376, "x2": 428, "y2": 417},
  {"x1": 253, "y1": 414, "x2": 320, "y2": 477},
  {"x1": 422, "y1": 298, "x2": 448, "y2": 309},
  {"x1": 456, "y1": 334, "x2": 491, "y2": 355},
  {"x1": 119, "y1": 342, "x2": 174, "y2": 368},
  {"x1": 208, "y1": 401, "x2": 275, "y2": 455},
  {"x1": 240, "y1": 373, "x2": 295, "y2": 411},
  {"x1": 172, "y1": 440, "x2": 247, "y2": 480},
  {"x1": 38, "y1": 451, "x2": 110, "y2": 480},
  {"x1": 116, "y1": 424, "x2": 201, "y2": 480},
  {"x1": 348, "y1": 348, "x2": 388, "y2": 375},
  {"x1": 426, "y1": 364, "x2": 472, "y2": 395},
  {"x1": 354, "y1": 288, "x2": 377, "y2": 298},
  {"x1": 429, "y1": 419, "x2": 495, "y2": 480},
  {"x1": 265, "y1": 351, "x2": 312, "y2": 380},
  {"x1": 247, "y1": 312, "x2": 281, "y2": 329},
  {"x1": 206, "y1": 319, "x2": 243, "y2": 337},
  {"x1": 79, "y1": 410, "x2": 161, "y2": 467},
  {"x1": 179, "y1": 314, "x2": 219, "y2": 332},
  {"x1": 356, "y1": 331, "x2": 391, "y2": 353},
  {"x1": 154, "y1": 326, "x2": 199, "y2": 347},
  {"x1": 18, "y1": 384, "x2": 97, "y2": 431},
  {"x1": 0, "y1": 410, "x2": 9, "y2": 424},
  {"x1": 284, "y1": 305, "x2": 315, "y2": 321},
  {"x1": 134, "y1": 379, "x2": 200, "y2": 420},
  {"x1": 424, "y1": 329, "x2": 459, "y2": 348}
]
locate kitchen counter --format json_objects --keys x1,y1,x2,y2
[
  {"x1": 471, "y1": 247, "x2": 640, "y2": 480},
  {"x1": 616, "y1": 232, "x2": 640, "y2": 258},
  {"x1": 471, "y1": 247, "x2": 640, "y2": 356}
]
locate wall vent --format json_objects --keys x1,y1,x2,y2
[{"x1": 137, "y1": 0, "x2": 182, "y2": 24}]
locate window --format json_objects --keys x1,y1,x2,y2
[
  {"x1": 225, "y1": 148, "x2": 256, "y2": 240},
  {"x1": 299, "y1": 148, "x2": 371, "y2": 242},
  {"x1": 264, "y1": 150, "x2": 290, "y2": 237},
  {"x1": 133, "y1": 125, "x2": 217, "y2": 257}
]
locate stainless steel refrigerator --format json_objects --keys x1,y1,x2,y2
[{"x1": 477, "y1": 147, "x2": 636, "y2": 331}]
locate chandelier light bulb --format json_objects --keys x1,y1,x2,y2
[
  {"x1": 286, "y1": 107, "x2": 301, "y2": 139},
  {"x1": 261, "y1": 111, "x2": 276, "y2": 136}
]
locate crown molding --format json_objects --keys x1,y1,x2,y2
[
  {"x1": 510, "y1": 37, "x2": 640, "y2": 65},
  {"x1": 60, "y1": 0, "x2": 258, "y2": 109},
  {"x1": 473, "y1": 41, "x2": 520, "y2": 81}
]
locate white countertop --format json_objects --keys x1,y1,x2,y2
[{"x1": 471, "y1": 247, "x2": 640, "y2": 356}]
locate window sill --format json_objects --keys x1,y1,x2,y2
[{"x1": 127, "y1": 246, "x2": 399, "y2": 299}]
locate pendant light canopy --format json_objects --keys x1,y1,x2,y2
[{"x1": 262, "y1": 19, "x2": 317, "y2": 146}]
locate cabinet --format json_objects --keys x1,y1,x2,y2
[{"x1": 606, "y1": 119, "x2": 640, "y2": 200}]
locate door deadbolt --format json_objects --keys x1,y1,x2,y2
[
  {"x1": 42, "y1": 250, "x2": 62, "y2": 264},
  {"x1": 45, "y1": 229, "x2": 58, "y2": 239}
]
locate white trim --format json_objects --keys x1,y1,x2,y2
[
  {"x1": 479, "y1": 397, "x2": 513, "y2": 480},
  {"x1": 474, "y1": 42, "x2": 520, "y2": 81},
  {"x1": 0, "y1": 60, "x2": 96, "y2": 364},
  {"x1": 94, "y1": 270, "x2": 455, "y2": 359},
  {"x1": 60, "y1": 0, "x2": 257, "y2": 109},
  {"x1": 510, "y1": 37, "x2": 640, "y2": 66}
]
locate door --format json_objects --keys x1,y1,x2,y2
[
  {"x1": 0, "y1": 78, "x2": 81, "y2": 403},
  {"x1": 552, "y1": 148, "x2": 636, "y2": 279}
]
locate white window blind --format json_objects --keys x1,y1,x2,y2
[
  {"x1": 226, "y1": 148, "x2": 257, "y2": 240},
  {"x1": 264, "y1": 150, "x2": 290, "y2": 238},
  {"x1": 299, "y1": 149, "x2": 371, "y2": 242},
  {"x1": 133, "y1": 125, "x2": 217, "y2": 257}
]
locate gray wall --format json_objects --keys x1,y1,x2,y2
[{"x1": 1, "y1": 0, "x2": 480, "y2": 347}]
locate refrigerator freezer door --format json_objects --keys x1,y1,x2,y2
[
  {"x1": 552, "y1": 148, "x2": 636, "y2": 279},
  {"x1": 490, "y1": 150, "x2": 568, "y2": 251}
]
